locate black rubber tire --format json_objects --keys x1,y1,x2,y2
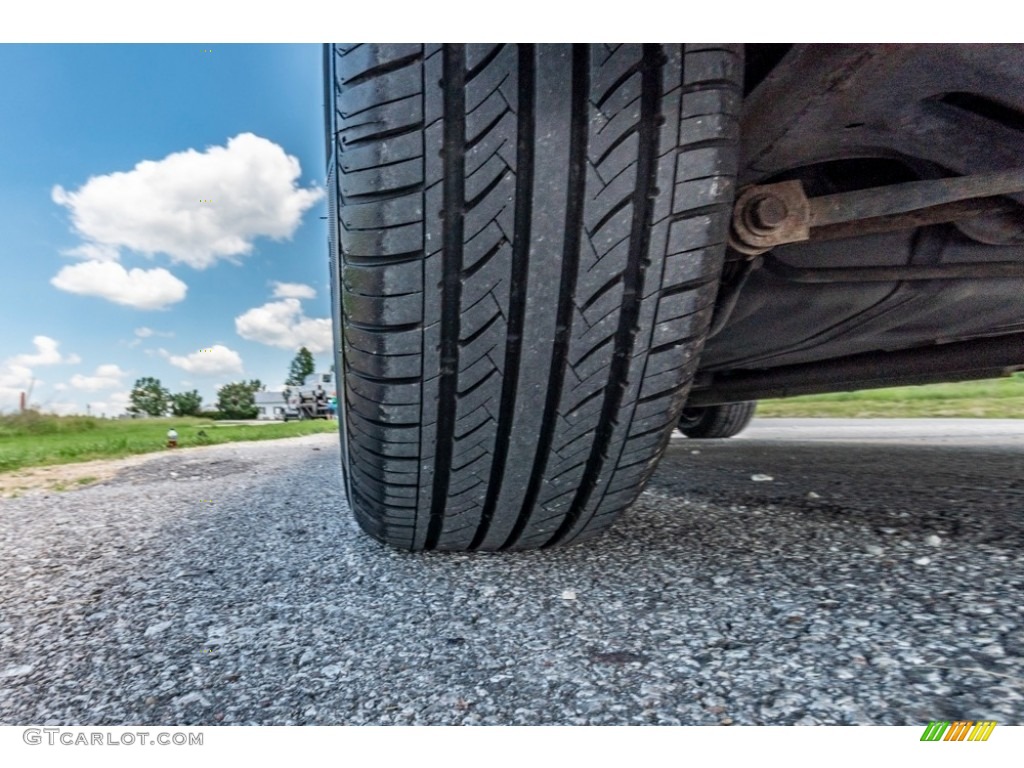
[
  {"x1": 326, "y1": 43, "x2": 742, "y2": 551},
  {"x1": 677, "y1": 401, "x2": 757, "y2": 439}
]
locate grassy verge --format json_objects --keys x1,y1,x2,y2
[
  {"x1": 757, "y1": 374, "x2": 1024, "y2": 418},
  {"x1": 0, "y1": 412, "x2": 338, "y2": 474}
]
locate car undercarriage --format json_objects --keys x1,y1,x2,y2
[{"x1": 691, "y1": 44, "x2": 1024, "y2": 406}]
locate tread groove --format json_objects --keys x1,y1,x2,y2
[
  {"x1": 466, "y1": 167, "x2": 512, "y2": 210},
  {"x1": 341, "y1": 121, "x2": 425, "y2": 148},
  {"x1": 344, "y1": 319, "x2": 422, "y2": 333},
  {"x1": 459, "y1": 311, "x2": 501, "y2": 347},
  {"x1": 342, "y1": 182, "x2": 425, "y2": 204},
  {"x1": 587, "y1": 194, "x2": 633, "y2": 238},
  {"x1": 342, "y1": 52, "x2": 423, "y2": 88},
  {"x1": 466, "y1": 44, "x2": 507, "y2": 81},
  {"x1": 467, "y1": 108, "x2": 511, "y2": 150},
  {"x1": 344, "y1": 250, "x2": 423, "y2": 267},
  {"x1": 462, "y1": 238, "x2": 505, "y2": 279},
  {"x1": 457, "y1": 366, "x2": 499, "y2": 398},
  {"x1": 426, "y1": 45, "x2": 466, "y2": 550},
  {"x1": 593, "y1": 62, "x2": 643, "y2": 109},
  {"x1": 578, "y1": 273, "x2": 624, "y2": 313},
  {"x1": 503, "y1": 44, "x2": 590, "y2": 549},
  {"x1": 472, "y1": 44, "x2": 535, "y2": 550},
  {"x1": 592, "y1": 124, "x2": 640, "y2": 168}
]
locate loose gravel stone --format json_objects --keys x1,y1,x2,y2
[
  {"x1": 1, "y1": 665, "x2": 34, "y2": 679},
  {"x1": 0, "y1": 425, "x2": 1022, "y2": 725}
]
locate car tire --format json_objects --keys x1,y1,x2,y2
[
  {"x1": 677, "y1": 401, "x2": 757, "y2": 439},
  {"x1": 326, "y1": 43, "x2": 742, "y2": 550}
]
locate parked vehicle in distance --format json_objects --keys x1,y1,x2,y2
[
  {"x1": 282, "y1": 371, "x2": 335, "y2": 422},
  {"x1": 324, "y1": 44, "x2": 1024, "y2": 551}
]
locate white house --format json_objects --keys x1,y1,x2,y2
[{"x1": 254, "y1": 390, "x2": 287, "y2": 421}]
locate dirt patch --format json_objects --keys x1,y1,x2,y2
[
  {"x1": 0, "y1": 453, "x2": 160, "y2": 497},
  {"x1": 0, "y1": 433, "x2": 336, "y2": 497}
]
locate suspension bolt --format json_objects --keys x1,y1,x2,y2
[{"x1": 751, "y1": 195, "x2": 789, "y2": 229}]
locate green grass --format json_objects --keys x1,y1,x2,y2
[
  {"x1": 0, "y1": 413, "x2": 338, "y2": 474},
  {"x1": 757, "y1": 374, "x2": 1024, "y2": 418}
]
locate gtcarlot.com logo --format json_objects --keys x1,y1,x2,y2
[
  {"x1": 920, "y1": 721, "x2": 997, "y2": 742},
  {"x1": 23, "y1": 728, "x2": 203, "y2": 747}
]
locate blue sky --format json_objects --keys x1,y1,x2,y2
[{"x1": 0, "y1": 44, "x2": 332, "y2": 415}]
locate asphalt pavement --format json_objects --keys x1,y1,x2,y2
[{"x1": 1, "y1": 419, "x2": 1021, "y2": 725}]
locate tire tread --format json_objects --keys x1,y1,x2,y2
[{"x1": 327, "y1": 43, "x2": 742, "y2": 550}]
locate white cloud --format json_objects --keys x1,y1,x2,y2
[
  {"x1": 234, "y1": 299, "x2": 333, "y2": 354},
  {"x1": 62, "y1": 243, "x2": 120, "y2": 262},
  {"x1": 167, "y1": 344, "x2": 243, "y2": 376},
  {"x1": 134, "y1": 327, "x2": 174, "y2": 338},
  {"x1": 51, "y1": 261, "x2": 187, "y2": 310},
  {"x1": 52, "y1": 133, "x2": 324, "y2": 270},
  {"x1": 0, "y1": 363, "x2": 33, "y2": 391},
  {"x1": 271, "y1": 281, "x2": 317, "y2": 300},
  {"x1": 10, "y1": 336, "x2": 79, "y2": 367},
  {"x1": 69, "y1": 364, "x2": 126, "y2": 391}
]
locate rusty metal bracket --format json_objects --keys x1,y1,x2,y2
[{"x1": 729, "y1": 167, "x2": 1024, "y2": 256}]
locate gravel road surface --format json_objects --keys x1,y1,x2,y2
[{"x1": 1, "y1": 420, "x2": 1021, "y2": 725}]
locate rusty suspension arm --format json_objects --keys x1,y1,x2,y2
[{"x1": 728, "y1": 167, "x2": 1024, "y2": 256}]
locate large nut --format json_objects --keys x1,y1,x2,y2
[
  {"x1": 729, "y1": 181, "x2": 812, "y2": 257},
  {"x1": 751, "y1": 195, "x2": 789, "y2": 229}
]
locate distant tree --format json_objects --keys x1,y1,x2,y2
[
  {"x1": 128, "y1": 377, "x2": 171, "y2": 417},
  {"x1": 170, "y1": 390, "x2": 203, "y2": 417},
  {"x1": 285, "y1": 347, "x2": 316, "y2": 387},
  {"x1": 216, "y1": 379, "x2": 263, "y2": 420}
]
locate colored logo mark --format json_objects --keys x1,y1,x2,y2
[
  {"x1": 920, "y1": 720, "x2": 997, "y2": 742},
  {"x1": 199, "y1": 199, "x2": 213, "y2": 203},
  {"x1": 198, "y1": 348, "x2": 213, "y2": 352},
  {"x1": 202, "y1": 49, "x2": 212, "y2": 53}
]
